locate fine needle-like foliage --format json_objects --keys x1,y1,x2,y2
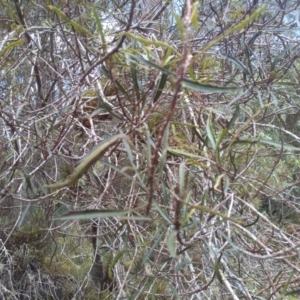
[{"x1": 1, "y1": 0, "x2": 300, "y2": 299}]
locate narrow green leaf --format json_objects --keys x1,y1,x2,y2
[
  {"x1": 92, "y1": 7, "x2": 107, "y2": 52},
  {"x1": 0, "y1": 38, "x2": 24, "y2": 58},
  {"x1": 45, "y1": 134, "x2": 128, "y2": 190},
  {"x1": 153, "y1": 73, "x2": 168, "y2": 103},
  {"x1": 182, "y1": 78, "x2": 242, "y2": 93},
  {"x1": 281, "y1": 271, "x2": 295, "y2": 297},
  {"x1": 241, "y1": 36, "x2": 253, "y2": 76},
  {"x1": 206, "y1": 112, "x2": 216, "y2": 150},
  {"x1": 125, "y1": 32, "x2": 181, "y2": 56},
  {"x1": 181, "y1": 200, "x2": 243, "y2": 224},
  {"x1": 228, "y1": 90, "x2": 249, "y2": 106},
  {"x1": 130, "y1": 54, "x2": 241, "y2": 93},
  {"x1": 162, "y1": 48, "x2": 174, "y2": 66},
  {"x1": 268, "y1": 87, "x2": 278, "y2": 107},
  {"x1": 59, "y1": 209, "x2": 131, "y2": 220},
  {"x1": 271, "y1": 45, "x2": 294, "y2": 71},
  {"x1": 142, "y1": 228, "x2": 166, "y2": 264},
  {"x1": 214, "y1": 259, "x2": 223, "y2": 284},
  {"x1": 167, "y1": 148, "x2": 213, "y2": 162},
  {"x1": 153, "y1": 201, "x2": 173, "y2": 225},
  {"x1": 108, "y1": 249, "x2": 129, "y2": 279},
  {"x1": 174, "y1": 13, "x2": 184, "y2": 39},
  {"x1": 191, "y1": 1, "x2": 199, "y2": 31},
  {"x1": 167, "y1": 282, "x2": 180, "y2": 299},
  {"x1": 178, "y1": 163, "x2": 186, "y2": 196},
  {"x1": 166, "y1": 230, "x2": 177, "y2": 258},
  {"x1": 128, "y1": 42, "x2": 141, "y2": 100},
  {"x1": 219, "y1": 53, "x2": 249, "y2": 75},
  {"x1": 228, "y1": 104, "x2": 240, "y2": 129},
  {"x1": 17, "y1": 203, "x2": 31, "y2": 228},
  {"x1": 216, "y1": 128, "x2": 228, "y2": 149},
  {"x1": 285, "y1": 290, "x2": 300, "y2": 296},
  {"x1": 101, "y1": 65, "x2": 132, "y2": 101},
  {"x1": 258, "y1": 139, "x2": 299, "y2": 150},
  {"x1": 144, "y1": 123, "x2": 153, "y2": 167},
  {"x1": 58, "y1": 207, "x2": 146, "y2": 220},
  {"x1": 201, "y1": 5, "x2": 267, "y2": 52},
  {"x1": 158, "y1": 123, "x2": 169, "y2": 176},
  {"x1": 48, "y1": 5, "x2": 93, "y2": 37},
  {"x1": 229, "y1": 151, "x2": 237, "y2": 174},
  {"x1": 123, "y1": 138, "x2": 137, "y2": 172},
  {"x1": 94, "y1": 92, "x2": 123, "y2": 120}
]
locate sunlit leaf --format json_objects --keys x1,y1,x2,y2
[
  {"x1": 191, "y1": 1, "x2": 199, "y2": 31},
  {"x1": 0, "y1": 39, "x2": 24, "y2": 58}
]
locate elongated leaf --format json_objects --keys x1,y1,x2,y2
[
  {"x1": 48, "y1": 6, "x2": 93, "y2": 37},
  {"x1": 228, "y1": 138, "x2": 299, "y2": 151},
  {"x1": 201, "y1": 5, "x2": 266, "y2": 53},
  {"x1": 214, "y1": 258, "x2": 223, "y2": 284},
  {"x1": 167, "y1": 282, "x2": 180, "y2": 299},
  {"x1": 158, "y1": 123, "x2": 169, "y2": 177},
  {"x1": 228, "y1": 104, "x2": 240, "y2": 129},
  {"x1": 182, "y1": 78, "x2": 242, "y2": 93},
  {"x1": 45, "y1": 134, "x2": 128, "y2": 190},
  {"x1": 281, "y1": 271, "x2": 295, "y2": 297},
  {"x1": 216, "y1": 128, "x2": 228, "y2": 149},
  {"x1": 101, "y1": 65, "x2": 132, "y2": 101},
  {"x1": 181, "y1": 200, "x2": 243, "y2": 224},
  {"x1": 125, "y1": 32, "x2": 181, "y2": 56},
  {"x1": 178, "y1": 163, "x2": 186, "y2": 196},
  {"x1": 94, "y1": 92, "x2": 123, "y2": 120},
  {"x1": 130, "y1": 54, "x2": 241, "y2": 93},
  {"x1": 93, "y1": 7, "x2": 107, "y2": 52},
  {"x1": 17, "y1": 203, "x2": 31, "y2": 228},
  {"x1": 191, "y1": 1, "x2": 199, "y2": 31},
  {"x1": 219, "y1": 53, "x2": 249, "y2": 75},
  {"x1": 174, "y1": 12, "x2": 184, "y2": 39},
  {"x1": 153, "y1": 73, "x2": 168, "y2": 103},
  {"x1": 241, "y1": 36, "x2": 253, "y2": 76},
  {"x1": 58, "y1": 207, "x2": 148, "y2": 220},
  {"x1": 153, "y1": 201, "x2": 173, "y2": 225},
  {"x1": 258, "y1": 139, "x2": 299, "y2": 150},
  {"x1": 108, "y1": 249, "x2": 129, "y2": 279},
  {"x1": 167, "y1": 230, "x2": 177, "y2": 258},
  {"x1": 167, "y1": 148, "x2": 213, "y2": 162},
  {"x1": 0, "y1": 39, "x2": 24, "y2": 57},
  {"x1": 142, "y1": 228, "x2": 166, "y2": 264},
  {"x1": 271, "y1": 45, "x2": 295, "y2": 71},
  {"x1": 268, "y1": 87, "x2": 278, "y2": 107},
  {"x1": 206, "y1": 112, "x2": 216, "y2": 150}
]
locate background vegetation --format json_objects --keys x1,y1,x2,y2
[{"x1": 1, "y1": 0, "x2": 300, "y2": 299}]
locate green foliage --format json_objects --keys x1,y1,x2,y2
[{"x1": 1, "y1": 0, "x2": 300, "y2": 299}]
